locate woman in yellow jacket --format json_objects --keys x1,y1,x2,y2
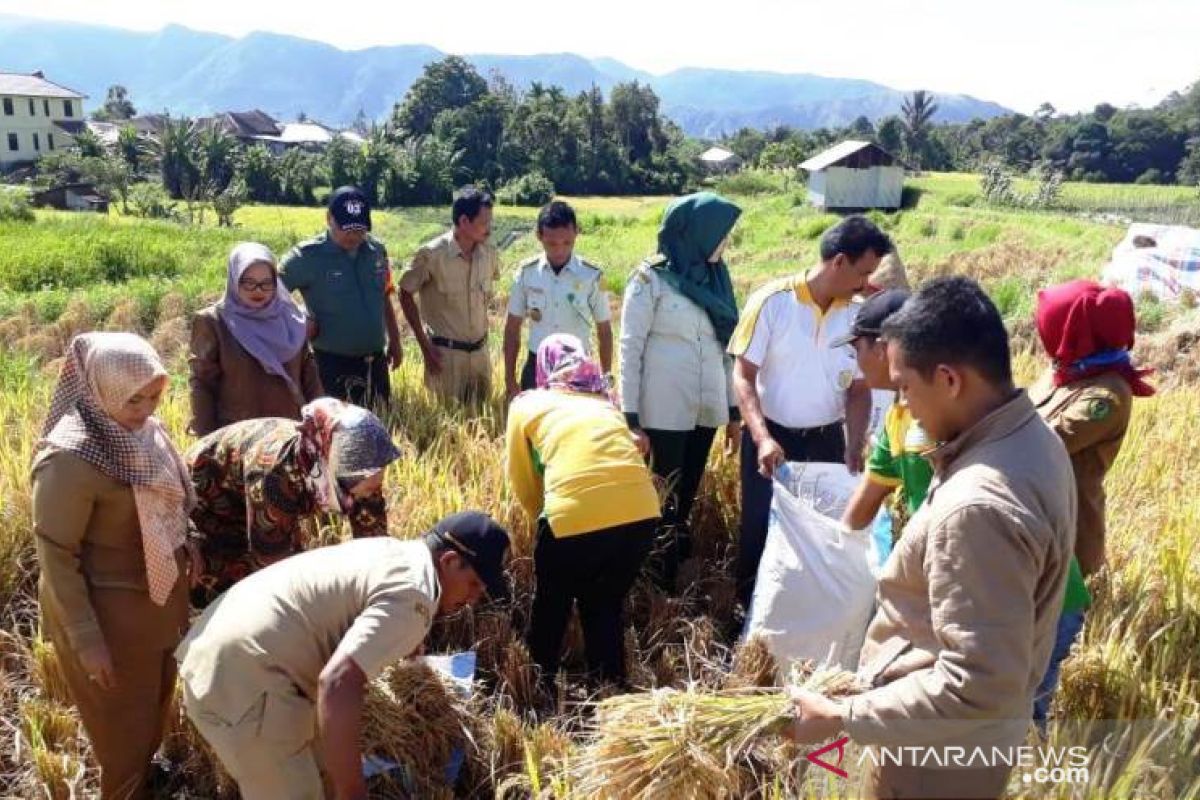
[
  {"x1": 32, "y1": 333, "x2": 197, "y2": 799},
  {"x1": 506, "y1": 333, "x2": 660, "y2": 687}
]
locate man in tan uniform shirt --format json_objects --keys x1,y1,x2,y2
[
  {"x1": 399, "y1": 185, "x2": 500, "y2": 404},
  {"x1": 176, "y1": 512, "x2": 509, "y2": 800},
  {"x1": 789, "y1": 278, "x2": 1075, "y2": 800}
]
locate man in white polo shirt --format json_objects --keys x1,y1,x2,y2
[{"x1": 729, "y1": 215, "x2": 893, "y2": 608}]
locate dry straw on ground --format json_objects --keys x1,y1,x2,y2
[{"x1": 573, "y1": 668, "x2": 859, "y2": 799}]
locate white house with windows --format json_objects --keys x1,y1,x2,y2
[{"x1": 0, "y1": 71, "x2": 86, "y2": 169}]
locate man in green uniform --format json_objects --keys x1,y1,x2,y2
[{"x1": 279, "y1": 186, "x2": 403, "y2": 409}]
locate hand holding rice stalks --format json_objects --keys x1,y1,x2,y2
[
  {"x1": 360, "y1": 660, "x2": 477, "y2": 798},
  {"x1": 574, "y1": 667, "x2": 861, "y2": 799}
]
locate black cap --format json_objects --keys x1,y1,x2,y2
[
  {"x1": 425, "y1": 511, "x2": 511, "y2": 600},
  {"x1": 830, "y1": 288, "x2": 911, "y2": 348},
  {"x1": 328, "y1": 186, "x2": 372, "y2": 232}
]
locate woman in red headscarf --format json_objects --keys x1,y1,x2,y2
[{"x1": 1030, "y1": 278, "x2": 1154, "y2": 727}]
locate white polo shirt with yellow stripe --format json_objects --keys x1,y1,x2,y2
[{"x1": 728, "y1": 274, "x2": 862, "y2": 430}]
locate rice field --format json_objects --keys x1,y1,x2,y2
[{"x1": 1, "y1": 175, "x2": 1199, "y2": 798}]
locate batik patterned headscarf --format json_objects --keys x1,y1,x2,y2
[{"x1": 298, "y1": 398, "x2": 402, "y2": 513}]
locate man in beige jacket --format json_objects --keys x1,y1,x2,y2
[{"x1": 790, "y1": 277, "x2": 1076, "y2": 800}]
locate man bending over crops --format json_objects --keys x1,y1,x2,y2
[
  {"x1": 789, "y1": 277, "x2": 1076, "y2": 799},
  {"x1": 175, "y1": 512, "x2": 509, "y2": 800}
]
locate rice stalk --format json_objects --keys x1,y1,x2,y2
[
  {"x1": 574, "y1": 669, "x2": 859, "y2": 799},
  {"x1": 360, "y1": 660, "x2": 475, "y2": 798}
]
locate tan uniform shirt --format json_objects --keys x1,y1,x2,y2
[
  {"x1": 33, "y1": 449, "x2": 188, "y2": 653},
  {"x1": 507, "y1": 254, "x2": 611, "y2": 354},
  {"x1": 1029, "y1": 369, "x2": 1132, "y2": 576},
  {"x1": 846, "y1": 392, "x2": 1076, "y2": 750},
  {"x1": 176, "y1": 538, "x2": 439, "y2": 722},
  {"x1": 187, "y1": 306, "x2": 324, "y2": 436},
  {"x1": 399, "y1": 230, "x2": 499, "y2": 344}
]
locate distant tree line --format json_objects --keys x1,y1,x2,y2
[
  {"x1": 32, "y1": 57, "x2": 700, "y2": 218},
  {"x1": 723, "y1": 82, "x2": 1200, "y2": 186},
  {"x1": 29, "y1": 65, "x2": 1200, "y2": 221}
]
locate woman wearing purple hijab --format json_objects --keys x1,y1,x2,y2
[{"x1": 188, "y1": 242, "x2": 323, "y2": 436}]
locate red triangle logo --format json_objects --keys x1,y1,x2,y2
[{"x1": 806, "y1": 736, "x2": 850, "y2": 778}]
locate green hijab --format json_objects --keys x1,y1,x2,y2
[{"x1": 655, "y1": 192, "x2": 742, "y2": 346}]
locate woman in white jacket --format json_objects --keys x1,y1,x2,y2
[{"x1": 619, "y1": 192, "x2": 742, "y2": 591}]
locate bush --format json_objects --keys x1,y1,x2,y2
[
  {"x1": 945, "y1": 191, "x2": 978, "y2": 208},
  {"x1": 713, "y1": 170, "x2": 779, "y2": 196},
  {"x1": 796, "y1": 214, "x2": 838, "y2": 240},
  {"x1": 497, "y1": 172, "x2": 555, "y2": 207},
  {"x1": 865, "y1": 209, "x2": 900, "y2": 230},
  {"x1": 0, "y1": 188, "x2": 34, "y2": 222},
  {"x1": 128, "y1": 183, "x2": 178, "y2": 220},
  {"x1": 1135, "y1": 169, "x2": 1167, "y2": 186},
  {"x1": 900, "y1": 185, "x2": 923, "y2": 209}
]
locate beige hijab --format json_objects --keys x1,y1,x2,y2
[{"x1": 39, "y1": 333, "x2": 194, "y2": 605}]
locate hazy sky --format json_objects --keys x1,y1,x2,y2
[{"x1": 4, "y1": 0, "x2": 1198, "y2": 114}]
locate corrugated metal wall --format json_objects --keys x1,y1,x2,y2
[{"x1": 811, "y1": 166, "x2": 903, "y2": 209}]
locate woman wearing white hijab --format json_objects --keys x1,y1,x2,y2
[
  {"x1": 188, "y1": 241, "x2": 323, "y2": 436},
  {"x1": 32, "y1": 332, "x2": 198, "y2": 799}
]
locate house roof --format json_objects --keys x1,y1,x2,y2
[
  {"x1": 0, "y1": 72, "x2": 86, "y2": 99},
  {"x1": 131, "y1": 114, "x2": 170, "y2": 135},
  {"x1": 276, "y1": 122, "x2": 334, "y2": 144},
  {"x1": 223, "y1": 109, "x2": 281, "y2": 137},
  {"x1": 700, "y1": 146, "x2": 739, "y2": 163},
  {"x1": 88, "y1": 120, "x2": 120, "y2": 144},
  {"x1": 34, "y1": 182, "x2": 106, "y2": 195},
  {"x1": 339, "y1": 130, "x2": 365, "y2": 144},
  {"x1": 52, "y1": 120, "x2": 87, "y2": 135},
  {"x1": 799, "y1": 140, "x2": 902, "y2": 172}
]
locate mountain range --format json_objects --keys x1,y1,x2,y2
[{"x1": 0, "y1": 15, "x2": 1012, "y2": 137}]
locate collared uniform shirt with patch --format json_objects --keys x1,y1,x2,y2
[
  {"x1": 1029, "y1": 368, "x2": 1132, "y2": 576},
  {"x1": 279, "y1": 231, "x2": 391, "y2": 357},
  {"x1": 867, "y1": 403, "x2": 935, "y2": 515},
  {"x1": 398, "y1": 230, "x2": 499, "y2": 344},
  {"x1": 176, "y1": 538, "x2": 439, "y2": 725},
  {"x1": 728, "y1": 275, "x2": 862, "y2": 430},
  {"x1": 619, "y1": 260, "x2": 736, "y2": 431},
  {"x1": 507, "y1": 254, "x2": 611, "y2": 354}
]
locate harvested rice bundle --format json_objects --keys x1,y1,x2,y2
[
  {"x1": 360, "y1": 660, "x2": 476, "y2": 798},
  {"x1": 724, "y1": 635, "x2": 778, "y2": 690},
  {"x1": 574, "y1": 669, "x2": 860, "y2": 799}
]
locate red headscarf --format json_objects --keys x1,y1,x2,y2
[{"x1": 1035, "y1": 279, "x2": 1155, "y2": 397}]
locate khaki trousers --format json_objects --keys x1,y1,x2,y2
[
  {"x1": 181, "y1": 680, "x2": 323, "y2": 800},
  {"x1": 424, "y1": 345, "x2": 492, "y2": 404}
]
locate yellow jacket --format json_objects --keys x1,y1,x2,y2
[{"x1": 505, "y1": 389, "x2": 660, "y2": 536}]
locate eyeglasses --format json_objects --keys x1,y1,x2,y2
[{"x1": 238, "y1": 279, "x2": 277, "y2": 293}]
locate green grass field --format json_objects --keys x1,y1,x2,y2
[
  {"x1": 1, "y1": 172, "x2": 1160, "y2": 331},
  {"x1": 2, "y1": 173, "x2": 1200, "y2": 798}
]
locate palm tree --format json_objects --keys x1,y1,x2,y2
[
  {"x1": 196, "y1": 126, "x2": 239, "y2": 193},
  {"x1": 149, "y1": 117, "x2": 201, "y2": 199},
  {"x1": 72, "y1": 127, "x2": 104, "y2": 158},
  {"x1": 901, "y1": 90, "x2": 939, "y2": 171},
  {"x1": 116, "y1": 124, "x2": 146, "y2": 172}
]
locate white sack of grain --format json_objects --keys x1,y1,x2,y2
[{"x1": 744, "y1": 462, "x2": 879, "y2": 672}]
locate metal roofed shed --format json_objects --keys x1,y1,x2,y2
[{"x1": 799, "y1": 140, "x2": 906, "y2": 211}]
